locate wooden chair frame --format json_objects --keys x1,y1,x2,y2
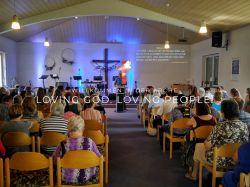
[
  {"x1": 163, "y1": 118, "x2": 190, "y2": 159},
  {"x1": 102, "y1": 115, "x2": 108, "y2": 135},
  {"x1": 83, "y1": 130, "x2": 109, "y2": 184},
  {"x1": 5, "y1": 152, "x2": 53, "y2": 187},
  {"x1": 189, "y1": 125, "x2": 214, "y2": 141},
  {"x1": 240, "y1": 172, "x2": 250, "y2": 187},
  {"x1": 37, "y1": 132, "x2": 67, "y2": 153},
  {"x1": 199, "y1": 143, "x2": 240, "y2": 187},
  {"x1": 157, "y1": 113, "x2": 170, "y2": 141},
  {"x1": 84, "y1": 120, "x2": 105, "y2": 135},
  {"x1": 0, "y1": 158, "x2": 3, "y2": 187},
  {"x1": 2, "y1": 132, "x2": 35, "y2": 152},
  {"x1": 57, "y1": 150, "x2": 103, "y2": 187}
]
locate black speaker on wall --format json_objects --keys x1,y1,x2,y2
[{"x1": 212, "y1": 32, "x2": 223, "y2": 47}]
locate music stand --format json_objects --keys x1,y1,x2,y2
[
  {"x1": 50, "y1": 74, "x2": 59, "y2": 86},
  {"x1": 39, "y1": 75, "x2": 49, "y2": 88}
]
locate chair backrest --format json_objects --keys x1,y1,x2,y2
[
  {"x1": 170, "y1": 118, "x2": 190, "y2": 135},
  {"x1": 162, "y1": 113, "x2": 170, "y2": 121},
  {"x1": 57, "y1": 150, "x2": 103, "y2": 187},
  {"x1": 2, "y1": 132, "x2": 35, "y2": 151},
  {"x1": 213, "y1": 143, "x2": 240, "y2": 171},
  {"x1": 83, "y1": 131, "x2": 106, "y2": 145},
  {"x1": 29, "y1": 120, "x2": 40, "y2": 134},
  {"x1": 5, "y1": 152, "x2": 53, "y2": 187},
  {"x1": 37, "y1": 132, "x2": 67, "y2": 152},
  {"x1": 240, "y1": 172, "x2": 250, "y2": 187},
  {"x1": 84, "y1": 120, "x2": 104, "y2": 134},
  {"x1": 190, "y1": 125, "x2": 214, "y2": 140},
  {"x1": 151, "y1": 106, "x2": 160, "y2": 116},
  {"x1": 0, "y1": 158, "x2": 3, "y2": 187}
]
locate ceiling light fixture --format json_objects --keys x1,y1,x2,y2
[
  {"x1": 164, "y1": 17, "x2": 170, "y2": 49},
  {"x1": 44, "y1": 37, "x2": 50, "y2": 47},
  {"x1": 199, "y1": 20, "x2": 207, "y2": 34},
  {"x1": 11, "y1": 0, "x2": 20, "y2": 30}
]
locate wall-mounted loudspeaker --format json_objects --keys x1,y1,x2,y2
[{"x1": 212, "y1": 32, "x2": 223, "y2": 47}]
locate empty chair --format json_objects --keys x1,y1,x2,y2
[
  {"x1": 5, "y1": 152, "x2": 53, "y2": 187},
  {"x1": 57, "y1": 150, "x2": 104, "y2": 187}
]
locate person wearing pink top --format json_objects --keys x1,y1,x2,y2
[{"x1": 81, "y1": 98, "x2": 102, "y2": 123}]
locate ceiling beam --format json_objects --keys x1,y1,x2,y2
[{"x1": 0, "y1": 0, "x2": 200, "y2": 34}]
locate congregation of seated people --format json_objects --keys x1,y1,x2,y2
[
  {"x1": 140, "y1": 85, "x2": 250, "y2": 187},
  {"x1": 0, "y1": 85, "x2": 107, "y2": 186}
]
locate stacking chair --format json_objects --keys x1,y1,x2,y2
[
  {"x1": 5, "y1": 152, "x2": 53, "y2": 187},
  {"x1": 37, "y1": 132, "x2": 67, "y2": 153},
  {"x1": 102, "y1": 115, "x2": 108, "y2": 134},
  {"x1": 57, "y1": 150, "x2": 104, "y2": 187},
  {"x1": 2, "y1": 132, "x2": 35, "y2": 152},
  {"x1": 0, "y1": 158, "x2": 3, "y2": 187},
  {"x1": 84, "y1": 120, "x2": 105, "y2": 135},
  {"x1": 189, "y1": 125, "x2": 214, "y2": 141},
  {"x1": 199, "y1": 143, "x2": 240, "y2": 187},
  {"x1": 240, "y1": 172, "x2": 250, "y2": 187},
  {"x1": 157, "y1": 113, "x2": 170, "y2": 141},
  {"x1": 141, "y1": 106, "x2": 149, "y2": 128},
  {"x1": 29, "y1": 120, "x2": 40, "y2": 135},
  {"x1": 163, "y1": 118, "x2": 190, "y2": 159},
  {"x1": 83, "y1": 130, "x2": 109, "y2": 184}
]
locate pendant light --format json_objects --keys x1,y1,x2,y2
[
  {"x1": 44, "y1": 37, "x2": 50, "y2": 47},
  {"x1": 199, "y1": 20, "x2": 207, "y2": 34},
  {"x1": 11, "y1": 0, "x2": 20, "y2": 30},
  {"x1": 164, "y1": 20, "x2": 170, "y2": 49}
]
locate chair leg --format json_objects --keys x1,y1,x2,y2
[
  {"x1": 157, "y1": 126, "x2": 160, "y2": 141},
  {"x1": 105, "y1": 160, "x2": 108, "y2": 184},
  {"x1": 163, "y1": 133, "x2": 166, "y2": 153},
  {"x1": 169, "y1": 140, "x2": 173, "y2": 159},
  {"x1": 199, "y1": 162, "x2": 203, "y2": 187},
  {"x1": 212, "y1": 173, "x2": 216, "y2": 187}
]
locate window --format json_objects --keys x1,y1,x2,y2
[
  {"x1": 203, "y1": 54, "x2": 219, "y2": 87},
  {"x1": 0, "y1": 51, "x2": 7, "y2": 87}
]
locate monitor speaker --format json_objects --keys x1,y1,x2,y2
[{"x1": 212, "y1": 32, "x2": 222, "y2": 47}]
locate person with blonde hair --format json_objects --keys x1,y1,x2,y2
[
  {"x1": 53, "y1": 116, "x2": 101, "y2": 185},
  {"x1": 81, "y1": 97, "x2": 102, "y2": 123}
]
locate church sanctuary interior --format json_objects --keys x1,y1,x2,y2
[{"x1": 1, "y1": 0, "x2": 250, "y2": 186}]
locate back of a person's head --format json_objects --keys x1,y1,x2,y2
[
  {"x1": 22, "y1": 96, "x2": 36, "y2": 114},
  {"x1": 221, "y1": 99, "x2": 240, "y2": 120},
  {"x1": 198, "y1": 87, "x2": 205, "y2": 97},
  {"x1": 8, "y1": 104, "x2": 23, "y2": 120},
  {"x1": 196, "y1": 97, "x2": 210, "y2": 116},
  {"x1": 1, "y1": 95, "x2": 12, "y2": 104},
  {"x1": 246, "y1": 88, "x2": 250, "y2": 95},
  {"x1": 36, "y1": 87, "x2": 45, "y2": 102},
  {"x1": 57, "y1": 85, "x2": 64, "y2": 92},
  {"x1": 84, "y1": 97, "x2": 94, "y2": 109},
  {"x1": 68, "y1": 116, "x2": 85, "y2": 133},
  {"x1": 214, "y1": 91, "x2": 222, "y2": 102},
  {"x1": 230, "y1": 88, "x2": 240, "y2": 97},
  {"x1": 177, "y1": 94, "x2": 186, "y2": 105},
  {"x1": 204, "y1": 87, "x2": 211, "y2": 92},
  {"x1": 51, "y1": 101, "x2": 65, "y2": 116},
  {"x1": 13, "y1": 95, "x2": 23, "y2": 105},
  {"x1": 234, "y1": 97, "x2": 244, "y2": 111}
]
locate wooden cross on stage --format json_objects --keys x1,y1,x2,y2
[{"x1": 92, "y1": 48, "x2": 120, "y2": 92}]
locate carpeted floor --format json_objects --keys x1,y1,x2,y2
[{"x1": 106, "y1": 108, "x2": 196, "y2": 187}]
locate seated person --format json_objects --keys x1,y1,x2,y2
[
  {"x1": 81, "y1": 97, "x2": 102, "y2": 123},
  {"x1": 0, "y1": 140, "x2": 5, "y2": 157},
  {"x1": 22, "y1": 96, "x2": 43, "y2": 120},
  {"x1": 0, "y1": 95, "x2": 13, "y2": 121},
  {"x1": 159, "y1": 94, "x2": 191, "y2": 144},
  {"x1": 212, "y1": 91, "x2": 222, "y2": 112},
  {"x1": 0, "y1": 104, "x2": 31, "y2": 157},
  {"x1": 53, "y1": 116, "x2": 101, "y2": 185},
  {"x1": 186, "y1": 97, "x2": 217, "y2": 141},
  {"x1": 36, "y1": 87, "x2": 51, "y2": 118},
  {"x1": 91, "y1": 94, "x2": 106, "y2": 115},
  {"x1": 40, "y1": 101, "x2": 68, "y2": 155},
  {"x1": 64, "y1": 92, "x2": 81, "y2": 115},
  {"x1": 185, "y1": 99, "x2": 249, "y2": 181},
  {"x1": 222, "y1": 143, "x2": 250, "y2": 187},
  {"x1": 234, "y1": 97, "x2": 250, "y2": 126}
]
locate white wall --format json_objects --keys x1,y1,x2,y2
[
  {"x1": 16, "y1": 43, "x2": 190, "y2": 92},
  {"x1": 190, "y1": 25, "x2": 250, "y2": 97},
  {"x1": 0, "y1": 36, "x2": 17, "y2": 87}
]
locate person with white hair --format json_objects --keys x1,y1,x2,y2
[
  {"x1": 40, "y1": 100, "x2": 68, "y2": 155},
  {"x1": 53, "y1": 116, "x2": 101, "y2": 185}
]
